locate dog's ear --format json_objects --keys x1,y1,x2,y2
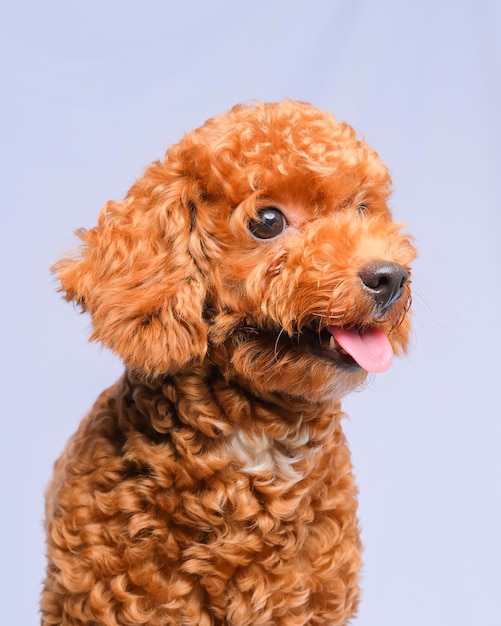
[{"x1": 52, "y1": 161, "x2": 208, "y2": 376}]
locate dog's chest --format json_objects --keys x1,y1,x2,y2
[{"x1": 226, "y1": 425, "x2": 317, "y2": 486}]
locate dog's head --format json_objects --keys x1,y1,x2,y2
[{"x1": 54, "y1": 100, "x2": 416, "y2": 400}]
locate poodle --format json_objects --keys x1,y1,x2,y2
[{"x1": 41, "y1": 100, "x2": 416, "y2": 626}]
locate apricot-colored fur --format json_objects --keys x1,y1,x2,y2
[{"x1": 42, "y1": 100, "x2": 416, "y2": 625}]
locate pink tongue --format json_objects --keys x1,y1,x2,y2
[{"x1": 328, "y1": 327, "x2": 393, "y2": 373}]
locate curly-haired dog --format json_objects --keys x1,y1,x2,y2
[{"x1": 42, "y1": 100, "x2": 416, "y2": 625}]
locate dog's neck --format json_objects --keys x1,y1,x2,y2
[
  {"x1": 121, "y1": 362, "x2": 342, "y2": 434},
  {"x1": 117, "y1": 361, "x2": 346, "y2": 489}
]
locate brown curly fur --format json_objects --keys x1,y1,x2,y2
[{"x1": 41, "y1": 100, "x2": 416, "y2": 625}]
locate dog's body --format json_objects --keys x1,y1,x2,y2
[{"x1": 42, "y1": 101, "x2": 416, "y2": 625}]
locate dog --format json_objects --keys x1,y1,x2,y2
[{"x1": 41, "y1": 100, "x2": 416, "y2": 625}]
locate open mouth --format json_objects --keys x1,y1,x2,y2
[{"x1": 303, "y1": 325, "x2": 394, "y2": 373}]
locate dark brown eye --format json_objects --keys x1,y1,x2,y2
[
  {"x1": 357, "y1": 204, "x2": 368, "y2": 214},
  {"x1": 249, "y1": 207, "x2": 287, "y2": 239}
]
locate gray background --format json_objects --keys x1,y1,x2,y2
[{"x1": 1, "y1": 1, "x2": 500, "y2": 624}]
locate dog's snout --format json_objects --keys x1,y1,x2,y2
[{"x1": 359, "y1": 261, "x2": 409, "y2": 310}]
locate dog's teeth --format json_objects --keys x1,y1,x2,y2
[{"x1": 329, "y1": 336, "x2": 336, "y2": 350}]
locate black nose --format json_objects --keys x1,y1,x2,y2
[{"x1": 359, "y1": 261, "x2": 409, "y2": 310}]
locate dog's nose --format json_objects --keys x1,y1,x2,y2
[{"x1": 359, "y1": 261, "x2": 409, "y2": 310}]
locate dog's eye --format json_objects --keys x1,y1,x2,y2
[
  {"x1": 249, "y1": 207, "x2": 287, "y2": 239},
  {"x1": 356, "y1": 204, "x2": 368, "y2": 214}
]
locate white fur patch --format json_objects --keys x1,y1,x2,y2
[{"x1": 227, "y1": 426, "x2": 311, "y2": 485}]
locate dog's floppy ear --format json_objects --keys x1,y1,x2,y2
[{"x1": 52, "y1": 161, "x2": 207, "y2": 376}]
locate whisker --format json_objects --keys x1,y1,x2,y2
[{"x1": 273, "y1": 328, "x2": 286, "y2": 361}]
